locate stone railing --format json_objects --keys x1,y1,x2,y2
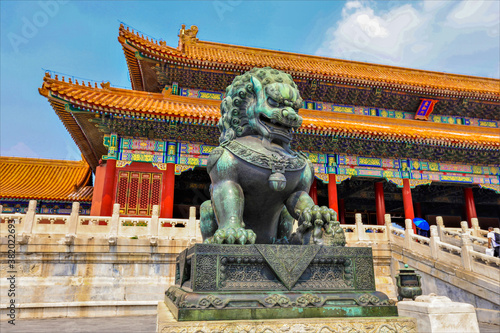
[
  {"x1": 387, "y1": 218, "x2": 500, "y2": 282},
  {"x1": 435, "y1": 217, "x2": 492, "y2": 254},
  {"x1": 1, "y1": 201, "x2": 499, "y2": 323},
  {"x1": 1, "y1": 201, "x2": 498, "y2": 278},
  {"x1": 0, "y1": 201, "x2": 201, "y2": 247}
]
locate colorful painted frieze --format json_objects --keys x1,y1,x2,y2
[
  {"x1": 177, "y1": 156, "x2": 208, "y2": 167},
  {"x1": 410, "y1": 160, "x2": 499, "y2": 175},
  {"x1": 178, "y1": 142, "x2": 215, "y2": 155},
  {"x1": 303, "y1": 152, "x2": 327, "y2": 164},
  {"x1": 103, "y1": 134, "x2": 119, "y2": 160},
  {"x1": 337, "y1": 155, "x2": 400, "y2": 169},
  {"x1": 413, "y1": 171, "x2": 499, "y2": 185},
  {"x1": 171, "y1": 85, "x2": 498, "y2": 128},
  {"x1": 104, "y1": 135, "x2": 499, "y2": 188},
  {"x1": 336, "y1": 166, "x2": 401, "y2": 179},
  {"x1": 312, "y1": 163, "x2": 327, "y2": 175},
  {"x1": 121, "y1": 138, "x2": 165, "y2": 152},
  {"x1": 120, "y1": 150, "x2": 164, "y2": 163},
  {"x1": 177, "y1": 86, "x2": 226, "y2": 101}
]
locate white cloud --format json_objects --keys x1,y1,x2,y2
[
  {"x1": 356, "y1": 14, "x2": 388, "y2": 38},
  {"x1": 446, "y1": 0, "x2": 499, "y2": 36},
  {"x1": 343, "y1": 1, "x2": 363, "y2": 13},
  {"x1": 316, "y1": 0, "x2": 500, "y2": 78}
]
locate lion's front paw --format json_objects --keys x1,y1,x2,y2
[
  {"x1": 206, "y1": 227, "x2": 257, "y2": 245},
  {"x1": 296, "y1": 205, "x2": 338, "y2": 245}
]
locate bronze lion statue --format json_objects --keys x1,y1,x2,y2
[{"x1": 200, "y1": 67, "x2": 342, "y2": 245}]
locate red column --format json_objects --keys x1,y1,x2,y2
[
  {"x1": 160, "y1": 163, "x2": 175, "y2": 218},
  {"x1": 339, "y1": 198, "x2": 346, "y2": 224},
  {"x1": 100, "y1": 159, "x2": 117, "y2": 216},
  {"x1": 375, "y1": 182, "x2": 386, "y2": 225},
  {"x1": 328, "y1": 174, "x2": 338, "y2": 215},
  {"x1": 309, "y1": 178, "x2": 318, "y2": 205},
  {"x1": 90, "y1": 163, "x2": 106, "y2": 216},
  {"x1": 402, "y1": 178, "x2": 416, "y2": 233},
  {"x1": 464, "y1": 188, "x2": 477, "y2": 228}
]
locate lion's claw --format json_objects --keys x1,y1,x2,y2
[
  {"x1": 296, "y1": 205, "x2": 338, "y2": 245},
  {"x1": 208, "y1": 227, "x2": 256, "y2": 245}
]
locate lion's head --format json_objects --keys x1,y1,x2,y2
[{"x1": 218, "y1": 67, "x2": 303, "y2": 148}]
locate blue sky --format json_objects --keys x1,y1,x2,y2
[{"x1": 1, "y1": 1, "x2": 499, "y2": 161}]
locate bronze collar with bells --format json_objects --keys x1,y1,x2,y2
[{"x1": 222, "y1": 140, "x2": 307, "y2": 192}]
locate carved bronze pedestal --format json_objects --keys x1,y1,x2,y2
[{"x1": 165, "y1": 244, "x2": 397, "y2": 321}]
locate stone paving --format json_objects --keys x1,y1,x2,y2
[
  {"x1": 0, "y1": 315, "x2": 156, "y2": 333},
  {"x1": 0, "y1": 315, "x2": 498, "y2": 332}
]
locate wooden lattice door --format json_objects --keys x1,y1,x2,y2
[{"x1": 115, "y1": 171, "x2": 163, "y2": 216}]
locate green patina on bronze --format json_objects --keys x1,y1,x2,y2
[
  {"x1": 200, "y1": 67, "x2": 340, "y2": 246},
  {"x1": 164, "y1": 68, "x2": 397, "y2": 322},
  {"x1": 165, "y1": 244, "x2": 397, "y2": 321}
]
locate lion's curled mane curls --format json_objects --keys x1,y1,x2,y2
[{"x1": 218, "y1": 67, "x2": 300, "y2": 143}]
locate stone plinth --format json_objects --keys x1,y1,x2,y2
[
  {"x1": 397, "y1": 294, "x2": 480, "y2": 333},
  {"x1": 166, "y1": 244, "x2": 397, "y2": 321},
  {"x1": 157, "y1": 301, "x2": 416, "y2": 333}
]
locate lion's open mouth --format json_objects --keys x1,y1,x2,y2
[{"x1": 259, "y1": 114, "x2": 292, "y2": 135}]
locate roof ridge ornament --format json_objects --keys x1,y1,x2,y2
[
  {"x1": 100, "y1": 81, "x2": 111, "y2": 90},
  {"x1": 178, "y1": 24, "x2": 198, "y2": 53}
]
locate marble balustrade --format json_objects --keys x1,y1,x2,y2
[{"x1": 1, "y1": 201, "x2": 498, "y2": 325}]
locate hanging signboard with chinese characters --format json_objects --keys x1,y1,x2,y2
[{"x1": 415, "y1": 99, "x2": 439, "y2": 120}]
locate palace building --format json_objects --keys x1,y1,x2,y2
[
  {"x1": 0, "y1": 157, "x2": 92, "y2": 214},
  {"x1": 8, "y1": 24, "x2": 498, "y2": 228}
]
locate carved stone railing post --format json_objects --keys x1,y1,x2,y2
[
  {"x1": 460, "y1": 232, "x2": 473, "y2": 271},
  {"x1": 65, "y1": 202, "x2": 80, "y2": 245},
  {"x1": 187, "y1": 206, "x2": 198, "y2": 244},
  {"x1": 460, "y1": 221, "x2": 470, "y2": 235},
  {"x1": 355, "y1": 213, "x2": 364, "y2": 241},
  {"x1": 384, "y1": 214, "x2": 392, "y2": 242},
  {"x1": 436, "y1": 216, "x2": 444, "y2": 239},
  {"x1": 18, "y1": 200, "x2": 37, "y2": 244},
  {"x1": 470, "y1": 218, "x2": 480, "y2": 237},
  {"x1": 108, "y1": 204, "x2": 120, "y2": 245},
  {"x1": 429, "y1": 225, "x2": 440, "y2": 260},
  {"x1": 404, "y1": 219, "x2": 414, "y2": 251},
  {"x1": 149, "y1": 205, "x2": 159, "y2": 246}
]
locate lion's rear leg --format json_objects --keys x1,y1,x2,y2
[
  {"x1": 277, "y1": 206, "x2": 294, "y2": 243},
  {"x1": 200, "y1": 200, "x2": 218, "y2": 242}
]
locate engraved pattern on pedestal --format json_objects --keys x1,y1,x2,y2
[
  {"x1": 193, "y1": 255, "x2": 217, "y2": 291},
  {"x1": 354, "y1": 257, "x2": 375, "y2": 290}
]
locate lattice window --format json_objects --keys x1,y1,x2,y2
[
  {"x1": 115, "y1": 171, "x2": 162, "y2": 216},
  {"x1": 151, "y1": 174, "x2": 162, "y2": 206},
  {"x1": 128, "y1": 173, "x2": 140, "y2": 215},
  {"x1": 138, "y1": 173, "x2": 150, "y2": 215},
  {"x1": 116, "y1": 172, "x2": 130, "y2": 214}
]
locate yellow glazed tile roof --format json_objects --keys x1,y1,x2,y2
[
  {"x1": 40, "y1": 74, "x2": 221, "y2": 120},
  {"x1": 40, "y1": 74, "x2": 500, "y2": 149},
  {"x1": 119, "y1": 24, "x2": 500, "y2": 98},
  {"x1": 0, "y1": 156, "x2": 93, "y2": 202}
]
